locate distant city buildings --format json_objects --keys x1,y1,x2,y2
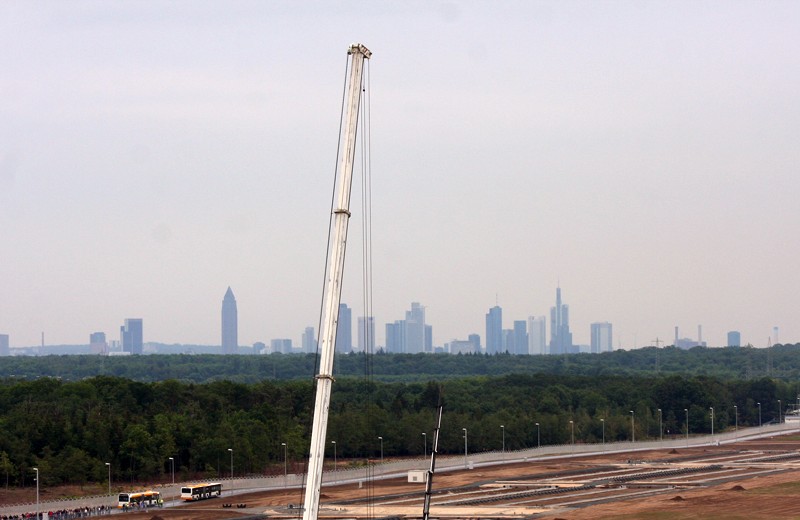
[
  {"x1": 0, "y1": 334, "x2": 8, "y2": 356},
  {"x1": 384, "y1": 302, "x2": 430, "y2": 353},
  {"x1": 549, "y1": 287, "x2": 573, "y2": 355},
  {"x1": 727, "y1": 331, "x2": 741, "y2": 347},
  {"x1": 221, "y1": 287, "x2": 238, "y2": 355},
  {"x1": 270, "y1": 338, "x2": 292, "y2": 354},
  {"x1": 527, "y1": 316, "x2": 546, "y2": 355},
  {"x1": 302, "y1": 326, "x2": 317, "y2": 353},
  {"x1": 485, "y1": 306, "x2": 502, "y2": 354},
  {"x1": 120, "y1": 319, "x2": 143, "y2": 354},
  {"x1": 590, "y1": 322, "x2": 613, "y2": 353},
  {"x1": 89, "y1": 332, "x2": 107, "y2": 355},
  {"x1": 336, "y1": 303, "x2": 352, "y2": 352},
  {"x1": 357, "y1": 316, "x2": 375, "y2": 352}
]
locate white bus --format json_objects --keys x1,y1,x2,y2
[{"x1": 180, "y1": 482, "x2": 223, "y2": 501}]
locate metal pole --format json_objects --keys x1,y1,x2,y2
[
  {"x1": 778, "y1": 399, "x2": 782, "y2": 424},
  {"x1": 105, "y1": 462, "x2": 111, "y2": 496},
  {"x1": 710, "y1": 407, "x2": 714, "y2": 443},
  {"x1": 332, "y1": 441, "x2": 337, "y2": 475},
  {"x1": 630, "y1": 411, "x2": 635, "y2": 443},
  {"x1": 281, "y1": 443, "x2": 287, "y2": 487},
  {"x1": 462, "y1": 428, "x2": 468, "y2": 469},
  {"x1": 684, "y1": 409, "x2": 689, "y2": 447},
  {"x1": 601, "y1": 419, "x2": 605, "y2": 448},
  {"x1": 378, "y1": 436, "x2": 383, "y2": 464},
  {"x1": 734, "y1": 405, "x2": 738, "y2": 439},
  {"x1": 758, "y1": 402, "x2": 762, "y2": 427},
  {"x1": 535, "y1": 423, "x2": 540, "y2": 449},
  {"x1": 33, "y1": 467, "x2": 39, "y2": 520},
  {"x1": 570, "y1": 420, "x2": 574, "y2": 452},
  {"x1": 228, "y1": 448, "x2": 233, "y2": 481},
  {"x1": 658, "y1": 408, "x2": 662, "y2": 442},
  {"x1": 501, "y1": 425, "x2": 505, "y2": 458},
  {"x1": 169, "y1": 457, "x2": 174, "y2": 484},
  {"x1": 422, "y1": 433, "x2": 426, "y2": 459}
]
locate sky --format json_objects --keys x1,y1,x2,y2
[{"x1": 1, "y1": 1, "x2": 798, "y2": 350}]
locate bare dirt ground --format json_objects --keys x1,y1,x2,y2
[{"x1": 9, "y1": 436, "x2": 800, "y2": 519}]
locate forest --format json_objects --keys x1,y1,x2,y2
[
  {"x1": 0, "y1": 364, "x2": 794, "y2": 489},
  {"x1": 1, "y1": 342, "x2": 799, "y2": 383}
]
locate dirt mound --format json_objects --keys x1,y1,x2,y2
[
  {"x1": 729, "y1": 485, "x2": 746, "y2": 491},
  {"x1": 670, "y1": 495, "x2": 685, "y2": 501}
]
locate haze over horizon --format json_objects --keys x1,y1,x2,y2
[{"x1": 2, "y1": 1, "x2": 798, "y2": 350}]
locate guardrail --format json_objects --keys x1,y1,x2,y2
[{"x1": 2, "y1": 422, "x2": 796, "y2": 517}]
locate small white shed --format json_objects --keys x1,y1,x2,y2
[{"x1": 407, "y1": 470, "x2": 428, "y2": 483}]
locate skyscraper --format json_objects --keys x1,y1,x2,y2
[
  {"x1": 336, "y1": 303, "x2": 352, "y2": 352},
  {"x1": 527, "y1": 316, "x2": 546, "y2": 355},
  {"x1": 221, "y1": 287, "x2": 238, "y2": 355},
  {"x1": 512, "y1": 320, "x2": 528, "y2": 355},
  {"x1": 485, "y1": 306, "x2": 502, "y2": 354},
  {"x1": 357, "y1": 316, "x2": 375, "y2": 352},
  {"x1": 549, "y1": 287, "x2": 572, "y2": 355},
  {"x1": 302, "y1": 326, "x2": 317, "y2": 353},
  {"x1": 727, "y1": 331, "x2": 741, "y2": 347},
  {"x1": 121, "y1": 319, "x2": 143, "y2": 354},
  {"x1": 89, "y1": 332, "x2": 107, "y2": 355},
  {"x1": 0, "y1": 334, "x2": 8, "y2": 356},
  {"x1": 405, "y1": 302, "x2": 426, "y2": 354},
  {"x1": 590, "y1": 322, "x2": 612, "y2": 353}
]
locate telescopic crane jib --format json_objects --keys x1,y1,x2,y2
[{"x1": 302, "y1": 43, "x2": 371, "y2": 520}]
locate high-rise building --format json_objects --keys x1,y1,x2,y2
[
  {"x1": 270, "y1": 338, "x2": 292, "y2": 354},
  {"x1": 513, "y1": 320, "x2": 528, "y2": 355},
  {"x1": 405, "y1": 302, "x2": 426, "y2": 354},
  {"x1": 336, "y1": 303, "x2": 352, "y2": 352},
  {"x1": 590, "y1": 322, "x2": 613, "y2": 353},
  {"x1": 120, "y1": 319, "x2": 143, "y2": 355},
  {"x1": 302, "y1": 326, "x2": 317, "y2": 353},
  {"x1": 485, "y1": 306, "x2": 502, "y2": 354},
  {"x1": 221, "y1": 287, "x2": 238, "y2": 354},
  {"x1": 357, "y1": 316, "x2": 375, "y2": 352},
  {"x1": 0, "y1": 334, "x2": 8, "y2": 356},
  {"x1": 468, "y1": 333, "x2": 482, "y2": 353},
  {"x1": 385, "y1": 321, "x2": 404, "y2": 353},
  {"x1": 527, "y1": 316, "x2": 547, "y2": 355},
  {"x1": 727, "y1": 331, "x2": 741, "y2": 347},
  {"x1": 89, "y1": 332, "x2": 107, "y2": 355},
  {"x1": 549, "y1": 287, "x2": 573, "y2": 355}
]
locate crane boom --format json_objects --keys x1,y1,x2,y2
[{"x1": 302, "y1": 42, "x2": 371, "y2": 520}]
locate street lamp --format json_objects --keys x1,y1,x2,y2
[
  {"x1": 331, "y1": 441, "x2": 337, "y2": 474},
  {"x1": 33, "y1": 467, "x2": 39, "y2": 520},
  {"x1": 281, "y1": 443, "x2": 288, "y2": 487},
  {"x1": 378, "y1": 436, "x2": 383, "y2": 464},
  {"x1": 105, "y1": 462, "x2": 111, "y2": 496},
  {"x1": 462, "y1": 428, "x2": 468, "y2": 469},
  {"x1": 535, "y1": 423, "x2": 540, "y2": 449},
  {"x1": 569, "y1": 420, "x2": 574, "y2": 451},
  {"x1": 168, "y1": 457, "x2": 174, "y2": 485},
  {"x1": 758, "y1": 402, "x2": 762, "y2": 428},
  {"x1": 658, "y1": 409, "x2": 663, "y2": 442},
  {"x1": 630, "y1": 411, "x2": 635, "y2": 443},
  {"x1": 422, "y1": 432, "x2": 427, "y2": 459},
  {"x1": 710, "y1": 407, "x2": 714, "y2": 443},
  {"x1": 778, "y1": 399, "x2": 782, "y2": 424},
  {"x1": 684, "y1": 408, "x2": 689, "y2": 447},
  {"x1": 734, "y1": 405, "x2": 738, "y2": 438},
  {"x1": 228, "y1": 448, "x2": 233, "y2": 480},
  {"x1": 501, "y1": 425, "x2": 505, "y2": 458},
  {"x1": 600, "y1": 418, "x2": 605, "y2": 448}
]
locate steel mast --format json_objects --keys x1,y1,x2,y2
[{"x1": 302, "y1": 42, "x2": 371, "y2": 520}]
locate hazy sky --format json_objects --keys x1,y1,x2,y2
[{"x1": 2, "y1": 1, "x2": 798, "y2": 350}]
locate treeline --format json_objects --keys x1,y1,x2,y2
[
  {"x1": 0, "y1": 373, "x2": 793, "y2": 489},
  {"x1": 1, "y1": 343, "x2": 800, "y2": 384}
]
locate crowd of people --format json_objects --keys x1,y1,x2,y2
[{"x1": 2, "y1": 505, "x2": 112, "y2": 519}]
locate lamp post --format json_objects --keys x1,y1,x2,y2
[
  {"x1": 758, "y1": 402, "x2": 762, "y2": 428},
  {"x1": 569, "y1": 420, "x2": 574, "y2": 452},
  {"x1": 684, "y1": 408, "x2": 689, "y2": 447},
  {"x1": 734, "y1": 405, "x2": 738, "y2": 438},
  {"x1": 778, "y1": 399, "x2": 782, "y2": 424},
  {"x1": 228, "y1": 448, "x2": 233, "y2": 480},
  {"x1": 422, "y1": 432, "x2": 427, "y2": 459},
  {"x1": 630, "y1": 411, "x2": 635, "y2": 443},
  {"x1": 501, "y1": 425, "x2": 505, "y2": 458},
  {"x1": 105, "y1": 462, "x2": 111, "y2": 496},
  {"x1": 535, "y1": 423, "x2": 540, "y2": 449},
  {"x1": 281, "y1": 443, "x2": 287, "y2": 487},
  {"x1": 710, "y1": 407, "x2": 714, "y2": 443},
  {"x1": 33, "y1": 467, "x2": 39, "y2": 520},
  {"x1": 658, "y1": 408, "x2": 663, "y2": 442},
  {"x1": 169, "y1": 457, "x2": 174, "y2": 484},
  {"x1": 378, "y1": 436, "x2": 383, "y2": 464},
  {"x1": 462, "y1": 428, "x2": 468, "y2": 469},
  {"x1": 601, "y1": 418, "x2": 605, "y2": 449},
  {"x1": 331, "y1": 441, "x2": 337, "y2": 474}
]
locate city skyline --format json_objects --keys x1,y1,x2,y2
[{"x1": 2, "y1": 3, "x2": 798, "y2": 350}]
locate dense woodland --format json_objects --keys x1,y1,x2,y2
[
  {"x1": 2, "y1": 343, "x2": 800, "y2": 383},
  {"x1": 1, "y1": 345, "x2": 799, "y2": 491}
]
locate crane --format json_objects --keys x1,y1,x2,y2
[{"x1": 302, "y1": 42, "x2": 371, "y2": 520}]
